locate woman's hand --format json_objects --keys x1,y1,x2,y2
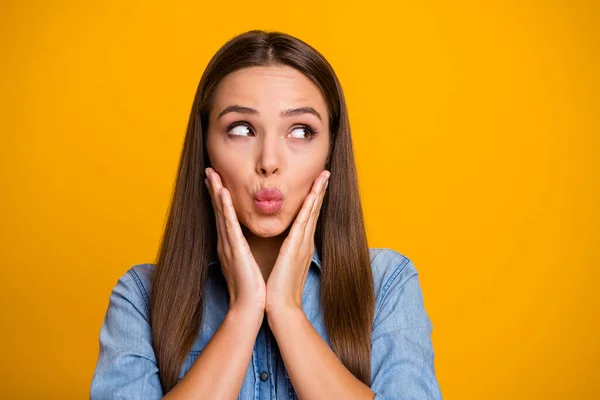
[
  {"x1": 265, "y1": 170, "x2": 330, "y2": 315},
  {"x1": 205, "y1": 167, "x2": 266, "y2": 315}
]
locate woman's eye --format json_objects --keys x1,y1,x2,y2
[
  {"x1": 288, "y1": 126, "x2": 314, "y2": 139},
  {"x1": 228, "y1": 123, "x2": 252, "y2": 136}
]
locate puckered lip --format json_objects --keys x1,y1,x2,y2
[{"x1": 253, "y1": 187, "x2": 283, "y2": 202}]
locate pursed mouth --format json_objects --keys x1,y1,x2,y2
[
  {"x1": 253, "y1": 198, "x2": 283, "y2": 215},
  {"x1": 254, "y1": 186, "x2": 284, "y2": 202}
]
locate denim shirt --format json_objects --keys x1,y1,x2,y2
[{"x1": 91, "y1": 248, "x2": 443, "y2": 399}]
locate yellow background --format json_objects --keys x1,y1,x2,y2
[{"x1": 1, "y1": 0, "x2": 598, "y2": 398}]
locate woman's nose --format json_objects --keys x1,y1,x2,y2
[{"x1": 255, "y1": 134, "x2": 282, "y2": 177}]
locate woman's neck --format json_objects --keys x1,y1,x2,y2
[{"x1": 241, "y1": 225, "x2": 289, "y2": 282}]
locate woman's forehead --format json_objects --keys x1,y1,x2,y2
[{"x1": 211, "y1": 66, "x2": 328, "y2": 119}]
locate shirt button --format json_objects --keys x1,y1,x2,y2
[{"x1": 260, "y1": 372, "x2": 269, "y2": 381}]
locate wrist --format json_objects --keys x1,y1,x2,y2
[
  {"x1": 266, "y1": 305, "x2": 304, "y2": 331},
  {"x1": 227, "y1": 304, "x2": 265, "y2": 327}
]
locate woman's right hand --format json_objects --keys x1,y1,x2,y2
[{"x1": 204, "y1": 167, "x2": 266, "y2": 315}]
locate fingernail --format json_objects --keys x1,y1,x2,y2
[
  {"x1": 325, "y1": 171, "x2": 331, "y2": 179},
  {"x1": 205, "y1": 168, "x2": 209, "y2": 177}
]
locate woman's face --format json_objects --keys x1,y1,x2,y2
[{"x1": 206, "y1": 65, "x2": 330, "y2": 238}]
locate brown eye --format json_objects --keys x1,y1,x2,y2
[{"x1": 288, "y1": 126, "x2": 314, "y2": 139}]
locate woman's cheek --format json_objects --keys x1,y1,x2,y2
[
  {"x1": 293, "y1": 187, "x2": 309, "y2": 216},
  {"x1": 214, "y1": 166, "x2": 238, "y2": 190}
]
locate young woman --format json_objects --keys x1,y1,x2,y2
[{"x1": 91, "y1": 30, "x2": 442, "y2": 399}]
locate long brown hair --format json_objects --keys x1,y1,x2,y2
[{"x1": 150, "y1": 29, "x2": 375, "y2": 393}]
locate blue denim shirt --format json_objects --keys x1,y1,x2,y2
[{"x1": 91, "y1": 248, "x2": 442, "y2": 399}]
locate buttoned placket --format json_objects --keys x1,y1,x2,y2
[{"x1": 253, "y1": 318, "x2": 277, "y2": 399}]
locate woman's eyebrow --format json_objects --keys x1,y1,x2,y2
[
  {"x1": 281, "y1": 106, "x2": 322, "y2": 121},
  {"x1": 217, "y1": 105, "x2": 322, "y2": 121}
]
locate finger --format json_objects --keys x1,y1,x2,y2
[
  {"x1": 208, "y1": 169, "x2": 230, "y2": 246},
  {"x1": 287, "y1": 179, "x2": 320, "y2": 244},
  {"x1": 306, "y1": 171, "x2": 329, "y2": 240},
  {"x1": 205, "y1": 169, "x2": 230, "y2": 256},
  {"x1": 308, "y1": 171, "x2": 329, "y2": 236},
  {"x1": 206, "y1": 177, "x2": 227, "y2": 255},
  {"x1": 206, "y1": 168, "x2": 225, "y2": 215},
  {"x1": 309, "y1": 171, "x2": 329, "y2": 215},
  {"x1": 219, "y1": 186, "x2": 251, "y2": 255},
  {"x1": 290, "y1": 193, "x2": 317, "y2": 240},
  {"x1": 305, "y1": 171, "x2": 328, "y2": 221}
]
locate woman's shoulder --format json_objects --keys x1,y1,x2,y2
[
  {"x1": 368, "y1": 247, "x2": 418, "y2": 281},
  {"x1": 114, "y1": 251, "x2": 419, "y2": 313},
  {"x1": 109, "y1": 263, "x2": 156, "y2": 313},
  {"x1": 367, "y1": 247, "x2": 431, "y2": 331},
  {"x1": 126, "y1": 262, "x2": 155, "y2": 291},
  {"x1": 367, "y1": 248, "x2": 420, "y2": 300},
  {"x1": 121, "y1": 251, "x2": 418, "y2": 294}
]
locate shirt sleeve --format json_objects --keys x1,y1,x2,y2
[
  {"x1": 370, "y1": 262, "x2": 443, "y2": 399},
  {"x1": 90, "y1": 269, "x2": 164, "y2": 400}
]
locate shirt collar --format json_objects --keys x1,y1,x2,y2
[{"x1": 208, "y1": 246, "x2": 322, "y2": 273}]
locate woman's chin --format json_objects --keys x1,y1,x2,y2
[{"x1": 241, "y1": 217, "x2": 289, "y2": 239}]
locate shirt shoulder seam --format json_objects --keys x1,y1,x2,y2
[
  {"x1": 127, "y1": 267, "x2": 151, "y2": 311},
  {"x1": 375, "y1": 257, "x2": 418, "y2": 318},
  {"x1": 381, "y1": 257, "x2": 410, "y2": 297}
]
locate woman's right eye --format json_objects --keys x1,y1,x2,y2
[{"x1": 227, "y1": 123, "x2": 253, "y2": 136}]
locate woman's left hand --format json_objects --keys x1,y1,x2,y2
[{"x1": 265, "y1": 170, "x2": 330, "y2": 315}]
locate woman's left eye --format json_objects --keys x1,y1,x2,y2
[
  {"x1": 228, "y1": 123, "x2": 253, "y2": 136},
  {"x1": 288, "y1": 126, "x2": 315, "y2": 139}
]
